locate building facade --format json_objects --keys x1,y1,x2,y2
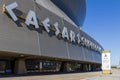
[{"x1": 0, "y1": 0, "x2": 103, "y2": 74}]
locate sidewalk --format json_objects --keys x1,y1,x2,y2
[
  {"x1": 0, "y1": 71, "x2": 102, "y2": 80},
  {"x1": 0, "y1": 69, "x2": 120, "y2": 80},
  {"x1": 82, "y1": 69, "x2": 120, "y2": 80}
]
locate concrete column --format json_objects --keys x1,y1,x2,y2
[
  {"x1": 88, "y1": 64, "x2": 91, "y2": 71},
  {"x1": 14, "y1": 58, "x2": 27, "y2": 74}
]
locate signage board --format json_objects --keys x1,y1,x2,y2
[{"x1": 102, "y1": 50, "x2": 111, "y2": 74}]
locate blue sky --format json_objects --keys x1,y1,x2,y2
[{"x1": 84, "y1": 0, "x2": 120, "y2": 65}]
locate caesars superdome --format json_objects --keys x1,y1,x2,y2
[{"x1": 0, "y1": 0, "x2": 103, "y2": 74}]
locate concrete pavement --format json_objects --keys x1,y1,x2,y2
[
  {"x1": 0, "y1": 71, "x2": 102, "y2": 80},
  {"x1": 83, "y1": 69, "x2": 120, "y2": 80},
  {"x1": 0, "y1": 69, "x2": 120, "y2": 80}
]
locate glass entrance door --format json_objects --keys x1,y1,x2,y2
[{"x1": 0, "y1": 60, "x2": 15, "y2": 74}]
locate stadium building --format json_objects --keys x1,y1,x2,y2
[{"x1": 0, "y1": 0, "x2": 103, "y2": 74}]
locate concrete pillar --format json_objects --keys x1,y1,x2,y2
[
  {"x1": 88, "y1": 64, "x2": 91, "y2": 71},
  {"x1": 14, "y1": 58, "x2": 27, "y2": 74}
]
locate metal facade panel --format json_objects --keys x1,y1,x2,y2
[
  {"x1": 35, "y1": 0, "x2": 77, "y2": 27},
  {"x1": 0, "y1": 0, "x2": 39, "y2": 55},
  {"x1": 35, "y1": 3, "x2": 65, "y2": 31},
  {"x1": 68, "y1": 43, "x2": 84, "y2": 60},
  {"x1": 39, "y1": 31, "x2": 68, "y2": 58},
  {"x1": 83, "y1": 48, "x2": 93, "y2": 61},
  {"x1": 62, "y1": 20, "x2": 84, "y2": 60},
  {"x1": 35, "y1": 4, "x2": 69, "y2": 58}
]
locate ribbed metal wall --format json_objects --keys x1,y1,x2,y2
[{"x1": 0, "y1": 0, "x2": 102, "y2": 64}]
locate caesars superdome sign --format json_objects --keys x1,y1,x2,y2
[{"x1": 3, "y1": 2, "x2": 102, "y2": 52}]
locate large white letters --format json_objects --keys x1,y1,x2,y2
[
  {"x1": 76, "y1": 33, "x2": 81, "y2": 44},
  {"x1": 53, "y1": 22, "x2": 60, "y2": 36},
  {"x1": 42, "y1": 18, "x2": 50, "y2": 33},
  {"x1": 4, "y1": 2, "x2": 102, "y2": 52},
  {"x1": 5, "y1": 2, "x2": 18, "y2": 21},
  {"x1": 62, "y1": 27, "x2": 69, "y2": 40},
  {"x1": 70, "y1": 30, "x2": 75, "y2": 42},
  {"x1": 25, "y1": 10, "x2": 39, "y2": 28}
]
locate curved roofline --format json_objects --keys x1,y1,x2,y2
[{"x1": 51, "y1": 0, "x2": 86, "y2": 27}]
